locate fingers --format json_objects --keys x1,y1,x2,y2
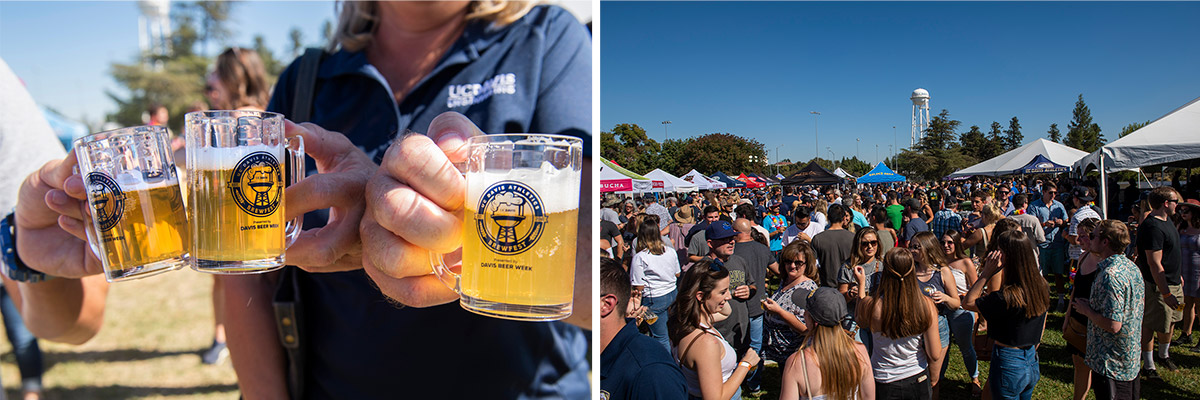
[
  {"x1": 425, "y1": 111, "x2": 483, "y2": 163},
  {"x1": 58, "y1": 215, "x2": 88, "y2": 241},
  {"x1": 45, "y1": 189, "x2": 85, "y2": 221},
  {"x1": 361, "y1": 211, "x2": 451, "y2": 281},
  {"x1": 285, "y1": 172, "x2": 365, "y2": 220},
  {"x1": 361, "y1": 258, "x2": 458, "y2": 308},
  {"x1": 284, "y1": 120, "x2": 364, "y2": 171},
  {"x1": 378, "y1": 133, "x2": 466, "y2": 212},
  {"x1": 366, "y1": 173, "x2": 462, "y2": 253}
]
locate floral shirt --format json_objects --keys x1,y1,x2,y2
[
  {"x1": 1085, "y1": 254, "x2": 1145, "y2": 381},
  {"x1": 764, "y1": 279, "x2": 819, "y2": 363}
]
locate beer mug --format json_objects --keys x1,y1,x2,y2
[
  {"x1": 75, "y1": 125, "x2": 188, "y2": 282},
  {"x1": 433, "y1": 134, "x2": 582, "y2": 321},
  {"x1": 185, "y1": 111, "x2": 304, "y2": 274}
]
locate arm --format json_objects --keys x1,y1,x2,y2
[
  {"x1": 936, "y1": 266, "x2": 961, "y2": 310},
  {"x1": 767, "y1": 261, "x2": 780, "y2": 277},
  {"x1": 961, "y1": 229, "x2": 983, "y2": 250},
  {"x1": 857, "y1": 344, "x2": 877, "y2": 400},
  {"x1": 224, "y1": 272, "x2": 289, "y2": 399},
  {"x1": 922, "y1": 300, "x2": 943, "y2": 364},
  {"x1": 4, "y1": 275, "x2": 108, "y2": 345},
  {"x1": 1145, "y1": 249, "x2": 1178, "y2": 307},
  {"x1": 778, "y1": 351, "x2": 802, "y2": 400},
  {"x1": 762, "y1": 297, "x2": 807, "y2": 334}
]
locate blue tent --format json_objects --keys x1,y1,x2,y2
[
  {"x1": 1015, "y1": 154, "x2": 1070, "y2": 175},
  {"x1": 43, "y1": 106, "x2": 89, "y2": 150},
  {"x1": 710, "y1": 171, "x2": 746, "y2": 188},
  {"x1": 857, "y1": 162, "x2": 907, "y2": 183}
]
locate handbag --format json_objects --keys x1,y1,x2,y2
[
  {"x1": 1062, "y1": 310, "x2": 1089, "y2": 353},
  {"x1": 973, "y1": 317, "x2": 994, "y2": 362}
]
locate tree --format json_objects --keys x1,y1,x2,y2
[
  {"x1": 194, "y1": 1, "x2": 236, "y2": 56},
  {"x1": 1003, "y1": 116, "x2": 1023, "y2": 150},
  {"x1": 1064, "y1": 94, "x2": 1105, "y2": 152},
  {"x1": 1119, "y1": 121, "x2": 1150, "y2": 138},
  {"x1": 600, "y1": 123, "x2": 658, "y2": 174},
  {"x1": 959, "y1": 125, "x2": 987, "y2": 160},
  {"x1": 983, "y1": 121, "x2": 1006, "y2": 160},
  {"x1": 837, "y1": 156, "x2": 871, "y2": 176},
  {"x1": 915, "y1": 109, "x2": 959, "y2": 152},
  {"x1": 253, "y1": 35, "x2": 284, "y2": 85},
  {"x1": 289, "y1": 27, "x2": 305, "y2": 59},
  {"x1": 322, "y1": 20, "x2": 335, "y2": 46},
  {"x1": 1047, "y1": 123, "x2": 1061, "y2": 143},
  {"x1": 678, "y1": 133, "x2": 766, "y2": 176}
]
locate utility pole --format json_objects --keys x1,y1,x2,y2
[
  {"x1": 856, "y1": 138, "x2": 860, "y2": 160},
  {"x1": 811, "y1": 111, "x2": 821, "y2": 161},
  {"x1": 661, "y1": 120, "x2": 671, "y2": 151}
]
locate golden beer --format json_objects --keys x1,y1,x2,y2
[
  {"x1": 188, "y1": 146, "x2": 286, "y2": 271},
  {"x1": 96, "y1": 183, "x2": 188, "y2": 273},
  {"x1": 460, "y1": 207, "x2": 579, "y2": 308}
]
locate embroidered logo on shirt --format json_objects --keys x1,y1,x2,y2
[{"x1": 447, "y1": 73, "x2": 517, "y2": 108}]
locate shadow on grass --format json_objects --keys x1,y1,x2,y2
[
  {"x1": 27, "y1": 348, "x2": 200, "y2": 369},
  {"x1": 33, "y1": 383, "x2": 238, "y2": 399}
]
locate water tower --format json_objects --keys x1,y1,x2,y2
[
  {"x1": 910, "y1": 88, "x2": 931, "y2": 147},
  {"x1": 138, "y1": 0, "x2": 171, "y2": 68}
]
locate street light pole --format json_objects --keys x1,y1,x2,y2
[
  {"x1": 875, "y1": 144, "x2": 879, "y2": 165},
  {"x1": 892, "y1": 126, "x2": 897, "y2": 158},
  {"x1": 661, "y1": 120, "x2": 671, "y2": 151},
  {"x1": 856, "y1": 138, "x2": 860, "y2": 160},
  {"x1": 775, "y1": 144, "x2": 783, "y2": 175},
  {"x1": 811, "y1": 111, "x2": 821, "y2": 161}
]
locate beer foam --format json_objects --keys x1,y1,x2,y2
[
  {"x1": 466, "y1": 166, "x2": 581, "y2": 213},
  {"x1": 188, "y1": 145, "x2": 283, "y2": 170},
  {"x1": 112, "y1": 171, "x2": 178, "y2": 191}
]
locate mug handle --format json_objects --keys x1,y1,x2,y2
[
  {"x1": 431, "y1": 161, "x2": 469, "y2": 295},
  {"x1": 284, "y1": 136, "x2": 305, "y2": 248}
]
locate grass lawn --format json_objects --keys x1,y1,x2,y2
[
  {"x1": 746, "y1": 308, "x2": 1200, "y2": 400},
  {"x1": 0, "y1": 270, "x2": 238, "y2": 399}
]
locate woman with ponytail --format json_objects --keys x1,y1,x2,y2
[
  {"x1": 855, "y1": 248, "x2": 941, "y2": 399},
  {"x1": 670, "y1": 259, "x2": 761, "y2": 400},
  {"x1": 779, "y1": 287, "x2": 875, "y2": 400}
]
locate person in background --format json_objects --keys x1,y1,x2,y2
[
  {"x1": 856, "y1": 248, "x2": 941, "y2": 399},
  {"x1": 1073, "y1": 220, "x2": 1143, "y2": 400},
  {"x1": 850, "y1": 193, "x2": 871, "y2": 229},
  {"x1": 1062, "y1": 218, "x2": 1100, "y2": 400},
  {"x1": 941, "y1": 229, "x2": 981, "y2": 396},
  {"x1": 812, "y1": 205, "x2": 855, "y2": 288},
  {"x1": 765, "y1": 203, "x2": 788, "y2": 259},
  {"x1": 670, "y1": 259, "x2": 761, "y2": 400},
  {"x1": 783, "y1": 205, "x2": 823, "y2": 247},
  {"x1": 1029, "y1": 181, "x2": 1069, "y2": 315},
  {"x1": 706, "y1": 221, "x2": 754, "y2": 363},
  {"x1": 996, "y1": 186, "x2": 1015, "y2": 216},
  {"x1": 908, "y1": 231, "x2": 960, "y2": 398},
  {"x1": 1135, "y1": 187, "x2": 1183, "y2": 378},
  {"x1": 0, "y1": 57, "x2": 63, "y2": 400},
  {"x1": 1173, "y1": 199, "x2": 1200, "y2": 349},
  {"x1": 1065, "y1": 187, "x2": 1102, "y2": 311},
  {"x1": 779, "y1": 287, "x2": 875, "y2": 400},
  {"x1": 762, "y1": 240, "x2": 820, "y2": 365},
  {"x1": 147, "y1": 103, "x2": 169, "y2": 127},
  {"x1": 632, "y1": 221, "x2": 682, "y2": 354},
  {"x1": 929, "y1": 196, "x2": 963, "y2": 240},
  {"x1": 812, "y1": 199, "x2": 829, "y2": 229},
  {"x1": 871, "y1": 207, "x2": 897, "y2": 256},
  {"x1": 687, "y1": 206, "x2": 723, "y2": 265},
  {"x1": 731, "y1": 218, "x2": 774, "y2": 394},
  {"x1": 645, "y1": 193, "x2": 672, "y2": 235},
  {"x1": 601, "y1": 257, "x2": 688, "y2": 400},
  {"x1": 886, "y1": 191, "x2": 904, "y2": 231},
  {"x1": 964, "y1": 230, "x2": 1050, "y2": 400},
  {"x1": 901, "y1": 199, "x2": 929, "y2": 247},
  {"x1": 1007, "y1": 194, "x2": 1047, "y2": 258}
]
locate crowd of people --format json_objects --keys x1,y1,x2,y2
[{"x1": 601, "y1": 174, "x2": 1200, "y2": 400}]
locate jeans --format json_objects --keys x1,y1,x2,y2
[
  {"x1": 990, "y1": 345, "x2": 1040, "y2": 400},
  {"x1": 876, "y1": 371, "x2": 932, "y2": 400},
  {"x1": 0, "y1": 287, "x2": 43, "y2": 393},
  {"x1": 744, "y1": 314, "x2": 764, "y2": 391},
  {"x1": 642, "y1": 288, "x2": 676, "y2": 354},
  {"x1": 939, "y1": 308, "x2": 978, "y2": 379}
]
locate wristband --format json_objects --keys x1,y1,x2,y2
[
  {"x1": 1, "y1": 211, "x2": 51, "y2": 283},
  {"x1": 1162, "y1": 292, "x2": 1174, "y2": 299},
  {"x1": 738, "y1": 361, "x2": 752, "y2": 370}
]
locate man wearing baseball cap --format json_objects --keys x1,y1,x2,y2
[{"x1": 705, "y1": 220, "x2": 755, "y2": 363}]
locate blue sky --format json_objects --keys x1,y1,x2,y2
[
  {"x1": 601, "y1": 1, "x2": 1200, "y2": 166},
  {"x1": 1, "y1": 1, "x2": 337, "y2": 126}
]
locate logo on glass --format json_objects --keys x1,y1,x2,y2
[
  {"x1": 475, "y1": 181, "x2": 547, "y2": 255},
  {"x1": 227, "y1": 151, "x2": 282, "y2": 217},
  {"x1": 86, "y1": 172, "x2": 126, "y2": 232}
]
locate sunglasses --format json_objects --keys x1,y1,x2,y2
[
  {"x1": 861, "y1": 240, "x2": 879, "y2": 247},
  {"x1": 1168, "y1": 199, "x2": 1180, "y2": 204},
  {"x1": 942, "y1": 240, "x2": 954, "y2": 245},
  {"x1": 783, "y1": 258, "x2": 807, "y2": 266},
  {"x1": 204, "y1": 84, "x2": 216, "y2": 93}
]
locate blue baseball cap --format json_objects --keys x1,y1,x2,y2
[{"x1": 705, "y1": 220, "x2": 737, "y2": 240}]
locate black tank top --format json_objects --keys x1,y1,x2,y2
[{"x1": 1071, "y1": 255, "x2": 1099, "y2": 324}]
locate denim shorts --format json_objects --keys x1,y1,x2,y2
[
  {"x1": 937, "y1": 315, "x2": 950, "y2": 348},
  {"x1": 990, "y1": 345, "x2": 1040, "y2": 400}
]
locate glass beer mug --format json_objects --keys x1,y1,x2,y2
[
  {"x1": 185, "y1": 111, "x2": 304, "y2": 274},
  {"x1": 76, "y1": 125, "x2": 188, "y2": 282},
  {"x1": 433, "y1": 134, "x2": 582, "y2": 321}
]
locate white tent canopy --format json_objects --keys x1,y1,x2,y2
[
  {"x1": 644, "y1": 169, "x2": 699, "y2": 192},
  {"x1": 949, "y1": 138, "x2": 1088, "y2": 177},
  {"x1": 832, "y1": 168, "x2": 856, "y2": 179},
  {"x1": 600, "y1": 162, "x2": 652, "y2": 193},
  {"x1": 680, "y1": 169, "x2": 726, "y2": 189},
  {"x1": 1074, "y1": 96, "x2": 1200, "y2": 172}
]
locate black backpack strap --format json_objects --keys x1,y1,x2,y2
[
  {"x1": 290, "y1": 47, "x2": 325, "y2": 122},
  {"x1": 273, "y1": 46, "x2": 324, "y2": 400}
]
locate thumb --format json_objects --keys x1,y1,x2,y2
[{"x1": 426, "y1": 112, "x2": 485, "y2": 164}]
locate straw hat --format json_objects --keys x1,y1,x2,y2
[{"x1": 674, "y1": 206, "x2": 696, "y2": 224}]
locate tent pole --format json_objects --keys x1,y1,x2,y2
[{"x1": 1099, "y1": 156, "x2": 1108, "y2": 219}]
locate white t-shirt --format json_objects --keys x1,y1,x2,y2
[
  {"x1": 783, "y1": 221, "x2": 825, "y2": 246},
  {"x1": 630, "y1": 249, "x2": 681, "y2": 298}
]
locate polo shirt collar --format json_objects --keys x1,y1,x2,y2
[
  {"x1": 600, "y1": 319, "x2": 641, "y2": 378},
  {"x1": 318, "y1": 19, "x2": 509, "y2": 80}
]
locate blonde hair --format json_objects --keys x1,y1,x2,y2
[
  {"x1": 801, "y1": 325, "x2": 865, "y2": 400},
  {"x1": 213, "y1": 48, "x2": 270, "y2": 110},
  {"x1": 981, "y1": 203, "x2": 1003, "y2": 225},
  {"x1": 330, "y1": 1, "x2": 538, "y2": 52}
]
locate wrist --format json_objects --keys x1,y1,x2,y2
[
  {"x1": 1, "y1": 211, "x2": 51, "y2": 283},
  {"x1": 738, "y1": 361, "x2": 752, "y2": 369}
]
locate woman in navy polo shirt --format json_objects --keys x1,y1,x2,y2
[{"x1": 224, "y1": 2, "x2": 592, "y2": 399}]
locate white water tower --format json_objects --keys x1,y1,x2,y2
[
  {"x1": 911, "y1": 88, "x2": 931, "y2": 147},
  {"x1": 138, "y1": 0, "x2": 171, "y2": 68}
]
